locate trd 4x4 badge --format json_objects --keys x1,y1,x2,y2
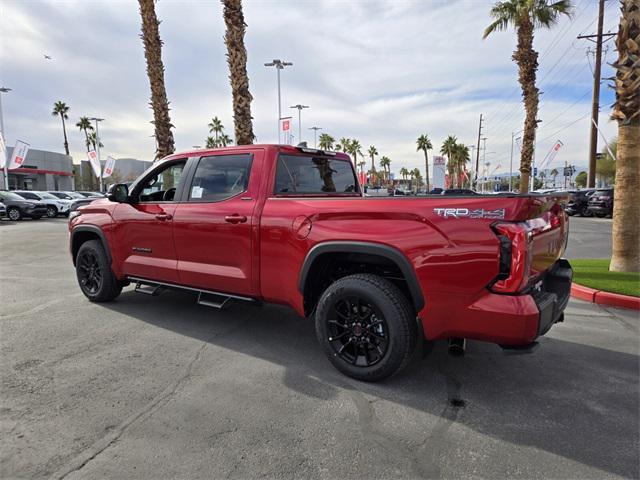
[{"x1": 433, "y1": 208, "x2": 506, "y2": 219}]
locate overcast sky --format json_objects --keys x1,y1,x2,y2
[{"x1": 0, "y1": 0, "x2": 621, "y2": 177}]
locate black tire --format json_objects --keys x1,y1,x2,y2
[
  {"x1": 595, "y1": 212, "x2": 606, "y2": 218},
  {"x1": 7, "y1": 207, "x2": 21, "y2": 221},
  {"x1": 315, "y1": 273, "x2": 417, "y2": 382},
  {"x1": 46, "y1": 206, "x2": 58, "y2": 218},
  {"x1": 75, "y1": 240, "x2": 122, "y2": 302}
]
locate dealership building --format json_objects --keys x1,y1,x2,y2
[{"x1": 5, "y1": 147, "x2": 74, "y2": 191}]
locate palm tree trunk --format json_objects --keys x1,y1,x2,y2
[
  {"x1": 60, "y1": 115, "x2": 69, "y2": 155},
  {"x1": 139, "y1": 0, "x2": 175, "y2": 160},
  {"x1": 514, "y1": 19, "x2": 539, "y2": 194},
  {"x1": 83, "y1": 129, "x2": 90, "y2": 152},
  {"x1": 423, "y1": 151, "x2": 430, "y2": 191},
  {"x1": 223, "y1": 0, "x2": 255, "y2": 145},
  {"x1": 610, "y1": 122, "x2": 640, "y2": 272}
]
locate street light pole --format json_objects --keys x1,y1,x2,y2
[
  {"x1": 290, "y1": 104, "x2": 309, "y2": 145},
  {"x1": 264, "y1": 59, "x2": 293, "y2": 143},
  {"x1": 309, "y1": 126, "x2": 322, "y2": 148},
  {"x1": 0, "y1": 87, "x2": 11, "y2": 190},
  {"x1": 90, "y1": 117, "x2": 105, "y2": 192},
  {"x1": 510, "y1": 129, "x2": 524, "y2": 192}
]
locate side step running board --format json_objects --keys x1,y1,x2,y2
[{"x1": 127, "y1": 276, "x2": 255, "y2": 310}]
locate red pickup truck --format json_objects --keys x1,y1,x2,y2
[{"x1": 69, "y1": 145, "x2": 572, "y2": 381}]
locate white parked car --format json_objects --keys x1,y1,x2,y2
[{"x1": 13, "y1": 190, "x2": 72, "y2": 217}]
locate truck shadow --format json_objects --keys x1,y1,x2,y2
[{"x1": 102, "y1": 289, "x2": 638, "y2": 478}]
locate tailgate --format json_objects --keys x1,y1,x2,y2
[{"x1": 526, "y1": 197, "x2": 569, "y2": 276}]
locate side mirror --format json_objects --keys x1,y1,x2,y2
[{"x1": 107, "y1": 184, "x2": 129, "y2": 203}]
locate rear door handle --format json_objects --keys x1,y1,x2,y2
[
  {"x1": 155, "y1": 213, "x2": 173, "y2": 221},
  {"x1": 225, "y1": 214, "x2": 247, "y2": 224}
]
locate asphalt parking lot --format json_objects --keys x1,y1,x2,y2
[{"x1": 1, "y1": 218, "x2": 638, "y2": 479}]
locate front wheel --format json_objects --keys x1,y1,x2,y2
[
  {"x1": 315, "y1": 273, "x2": 417, "y2": 382},
  {"x1": 46, "y1": 206, "x2": 58, "y2": 218},
  {"x1": 7, "y1": 208, "x2": 21, "y2": 221},
  {"x1": 76, "y1": 240, "x2": 122, "y2": 302}
]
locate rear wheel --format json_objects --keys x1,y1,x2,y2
[
  {"x1": 76, "y1": 240, "x2": 122, "y2": 302},
  {"x1": 315, "y1": 274, "x2": 417, "y2": 382},
  {"x1": 7, "y1": 208, "x2": 21, "y2": 221},
  {"x1": 46, "y1": 206, "x2": 58, "y2": 218},
  {"x1": 595, "y1": 212, "x2": 607, "y2": 218}
]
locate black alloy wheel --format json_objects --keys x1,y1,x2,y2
[
  {"x1": 327, "y1": 297, "x2": 389, "y2": 367},
  {"x1": 46, "y1": 206, "x2": 57, "y2": 218},
  {"x1": 8, "y1": 208, "x2": 21, "y2": 221},
  {"x1": 315, "y1": 273, "x2": 417, "y2": 382},
  {"x1": 77, "y1": 250, "x2": 103, "y2": 295}
]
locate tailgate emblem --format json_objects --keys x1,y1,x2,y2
[{"x1": 434, "y1": 208, "x2": 505, "y2": 219}]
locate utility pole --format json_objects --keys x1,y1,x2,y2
[
  {"x1": 290, "y1": 104, "x2": 309, "y2": 145},
  {"x1": 0, "y1": 87, "x2": 11, "y2": 190},
  {"x1": 578, "y1": 0, "x2": 616, "y2": 188},
  {"x1": 481, "y1": 137, "x2": 487, "y2": 192},
  {"x1": 309, "y1": 126, "x2": 322, "y2": 148},
  {"x1": 264, "y1": 59, "x2": 293, "y2": 143},
  {"x1": 474, "y1": 114, "x2": 483, "y2": 190}
]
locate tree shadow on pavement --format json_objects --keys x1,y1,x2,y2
[{"x1": 102, "y1": 289, "x2": 639, "y2": 479}]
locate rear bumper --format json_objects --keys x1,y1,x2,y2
[
  {"x1": 530, "y1": 259, "x2": 572, "y2": 336},
  {"x1": 424, "y1": 259, "x2": 572, "y2": 345},
  {"x1": 588, "y1": 204, "x2": 611, "y2": 214}
]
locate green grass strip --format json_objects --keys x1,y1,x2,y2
[{"x1": 571, "y1": 259, "x2": 640, "y2": 297}]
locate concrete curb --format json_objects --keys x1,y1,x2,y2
[{"x1": 570, "y1": 283, "x2": 640, "y2": 310}]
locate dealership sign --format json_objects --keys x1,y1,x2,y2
[
  {"x1": 8, "y1": 140, "x2": 30, "y2": 170},
  {"x1": 103, "y1": 156, "x2": 116, "y2": 178},
  {"x1": 87, "y1": 149, "x2": 101, "y2": 178},
  {"x1": 279, "y1": 117, "x2": 292, "y2": 145}
]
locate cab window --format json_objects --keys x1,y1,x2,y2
[
  {"x1": 138, "y1": 160, "x2": 186, "y2": 202},
  {"x1": 187, "y1": 154, "x2": 252, "y2": 202}
]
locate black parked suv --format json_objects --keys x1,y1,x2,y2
[
  {"x1": 587, "y1": 188, "x2": 614, "y2": 218},
  {"x1": 0, "y1": 191, "x2": 47, "y2": 220},
  {"x1": 566, "y1": 189, "x2": 595, "y2": 216}
]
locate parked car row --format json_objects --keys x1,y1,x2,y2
[
  {"x1": 0, "y1": 190, "x2": 104, "y2": 221},
  {"x1": 566, "y1": 188, "x2": 614, "y2": 217}
]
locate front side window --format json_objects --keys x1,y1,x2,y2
[
  {"x1": 15, "y1": 192, "x2": 40, "y2": 200},
  {"x1": 274, "y1": 155, "x2": 358, "y2": 195},
  {"x1": 138, "y1": 160, "x2": 186, "y2": 202},
  {"x1": 188, "y1": 154, "x2": 252, "y2": 202}
]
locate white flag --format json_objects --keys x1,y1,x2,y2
[
  {"x1": 87, "y1": 149, "x2": 101, "y2": 178},
  {"x1": 8, "y1": 140, "x2": 29, "y2": 170},
  {"x1": 0, "y1": 132, "x2": 6, "y2": 169},
  {"x1": 103, "y1": 156, "x2": 116, "y2": 178}
]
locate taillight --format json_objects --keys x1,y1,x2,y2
[{"x1": 491, "y1": 222, "x2": 532, "y2": 294}]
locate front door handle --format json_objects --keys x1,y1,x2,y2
[
  {"x1": 225, "y1": 214, "x2": 247, "y2": 224},
  {"x1": 155, "y1": 213, "x2": 173, "y2": 221}
]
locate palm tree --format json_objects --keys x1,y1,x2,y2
[
  {"x1": 412, "y1": 168, "x2": 421, "y2": 192},
  {"x1": 337, "y1": 137, "x2": 351, "y2": 153},
  {"x1": 357, "y1": 160, "x2": 366, "y2": 173},
  {"x1": 222, "y1": 0, "x2": 254, "y2": 145},
  {"x1": 452, "y1": 143, "x2": 470, "y2": 188},
  {"x1": 483, "y1": 0, "x2": 572, "y2": 193},
  {"x1": 76, "y1": 116, "x2": 94, "y2": 152},
  {"x1": 400, "y1": 167, "x2": 409, "y2": 188},
  {"x1": 87, "y1": 131, "x2": 104, "y2": 150},
  {"x1": 208, "y1": 116, "x2": 224, "y2": 144},
  {"x1": 52, "y1": 101, "x2": 70, "y2": 155},
  {"x1": 550, "y1": 168, "x2": 558, "y2": 187},
  {"x1": 440, "y1": 135, "x2": 458, "y2": 187},
  {"x1": 416, "y1": 134, "x2": 433, "y2": 190},
  {"x1": 367, "y1": 145, "x2": 378, "y2": 173},
  {"x1": 350, "y1": 139, "x2": 363, "y2": 166},
  {"x1": 318, "y1": 133, "x2": 335, "y2": 151},
  {"x1": 220, "y1": 133, "x2": 233, "y2": 147},
  {"x1": 205, "y1": 136, "x2": 216, "y2": 148},
  {"x1": 610, "y1": 0, "x2": 639, "y2": 272},
  {"x1": 539, "y1": 170, "x2": 546, "y2": 188},
  {"x1": 138, "y1": 0, "x2": 175, "y2": 160},
  {"x1": 379, "y1": 156, "x2": 391, "y2": 183}
]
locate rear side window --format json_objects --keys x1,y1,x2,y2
[
  {"x1": 188, "y1": 154, "x2": 252, "y2": 202},
  {"x1": 274, "y1": 155, "x2": 358, "y2": 195},
  {"x1": 16, "y1": 192, "x2": 39, "y2": 200}
]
